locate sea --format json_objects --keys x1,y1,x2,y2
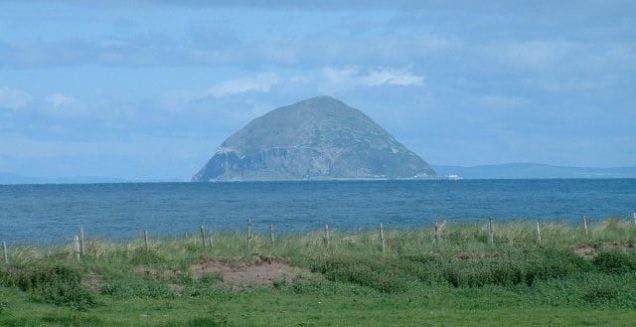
[{"x1": 0, "y1": 179, "x2": 635, "y2": 244}]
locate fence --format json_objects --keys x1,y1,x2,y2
[{"x1": 2, "y1": 212, "x2": 635, "y2": 264}]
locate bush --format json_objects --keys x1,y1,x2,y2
[
  {"x1": 100, "y1": 278, "x2": 175, "y2": 299},
  {"x1": 164, "y1": 316, "x2": 228, "y2": 327},
  {"x1": 0, "y1": 300, "x2": 8, "y2": 315},
  {"x1": 524, "y1": 250, "x2": 591, "y2": 285},
  {"x1": 592, "y1": 252, "x2": 636, "y2": 274},
  {"x1": 437, "y1": 250, "x2": 590, "y2": 288},
  {"x1": 0, "y1": 264, "x2": 95, "y2": 311},
  {"x1": 200, "y1": 272, "x2": 223, "y2": 284},
  {"x1": 311, "y1": 256, "x2": 411, "y2": 293},
  {"x1": 130, "y1": 248, "x2": 167, "y2": 266},
  {"x1": 583, "y1": 285, "x2": 619, "y2": 304}
]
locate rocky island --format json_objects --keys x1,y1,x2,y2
[{"x1": 192, "y1": 96, "x2": 436, "y2": 181}]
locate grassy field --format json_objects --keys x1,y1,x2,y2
[{"x1": 2, "y1": 218, "x2": 636, "y2": 326}]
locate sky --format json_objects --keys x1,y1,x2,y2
[{"x1": 0, "y1": 0, "x2": 635, "y2": 180}]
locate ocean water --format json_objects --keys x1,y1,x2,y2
[{"x1": 0, "y1": 179, "x2": 635, "y2": 244}]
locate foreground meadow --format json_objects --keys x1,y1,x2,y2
[{"x1": 2, "y1": 218, "x2": 636, "y2": 326}]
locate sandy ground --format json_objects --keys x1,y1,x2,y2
[{"x1": 189, "y1": 257, "x2": 314, "y2": 287}]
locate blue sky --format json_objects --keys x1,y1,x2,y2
[{"x1": 0, "y1": 0, "x2": 634, "y2": 180}]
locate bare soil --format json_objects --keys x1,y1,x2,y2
[
  {"x1": 189, "y1": 257, "x2": 314, "y2": 287},
  {"x1": 574, "y1": 241, "x2": 633, "y2": 259}
]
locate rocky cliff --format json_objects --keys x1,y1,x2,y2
[{"x1": 192, "y1": 96, "x2": 436, "y2": 181}]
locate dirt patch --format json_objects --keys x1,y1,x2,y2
[
  {"x1": 190, "y1": 257, "x2": 313, "y2": 287},
  {"x1": 574, "y1": 241, "x2": 633, "y2": 259},
  {"x1": 599, "y1": 241, "x2": 632, "y2": 252},
  {"x1": 82, "y1": 272, "x2": 103, "y2": 290},
  {"x1": 575, "y1": 245, "x2": 596, "y2": 259},
  {"x1": 456, "y1": 252, "x2": 473, "y2": 260},
  {"x1": 134, "y1": 267, "x2": 183, "y2": 282}
]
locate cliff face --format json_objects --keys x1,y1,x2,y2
[{"x1": 192, "y1": 96, "x2": 436, "y2": 181}]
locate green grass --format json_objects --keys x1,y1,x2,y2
[{"x1": 1, "y1": 218, "x2": 636, "y2": 326}]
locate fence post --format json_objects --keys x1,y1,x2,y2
[
  {"x1": 247, "y1": 219, "x2": 252, "y2": 254},
  {"x1": 200, "y1": 226, "x2": 206, "y2": 249},
  {"x1": 434, "y1": 223, "x2": 439, "y2": 244},
  {"x1": 434, "y1": 220, "x2": 446, "y2": 245},
  {"x1": 380, "y1": 223, "x2": 385, "y2": 254},
  {"x1": 536, "y1": 220, "x2": 542, "y2": 243},
  {"x1": 144, "y1": 229, "x2": 149, "y2": 252},
  {"x1": 269, "y1": 224, "x2": 275, "y2": 246},
  {"x1": 73, "y1": 235, "x2": 81, "y2": 261},
  {"x1": 79, "y1": 227, "x2": 85, "y2": 257},
  {"x1": 633, "y1": 212, "x2": 636, "y2": 226},
  {"x1": 583, "y1": 216, "x2": 589, "y2": 237},
  {"x1": 324, "y1": 224, "x2": 330, "y2": 248},
  {"x1": 488, "y1": 218, "x2": 494, "y2": 245},
  {"x1": 2, "y1": 241, "x2": 7, "y2": 264}
]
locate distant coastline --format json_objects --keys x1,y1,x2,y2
[
  {"x1": 2, "y1": 163, "x2": 636, "y2": 184},
  {"x1": 432, "y1": 163, "x2": 636, "y2": 180}
]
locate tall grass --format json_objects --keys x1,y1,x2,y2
[{"x1": 1, "y1": 218, "x2": 635, "y2": 299}]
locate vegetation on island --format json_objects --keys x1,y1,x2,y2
[{"x1": 2, "y1": 218, "x2": 636, "y2": 326}]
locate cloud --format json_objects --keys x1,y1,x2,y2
[
  {"x1": 205, "y1": 73, "x2": 280, "y2": 98},
  {"x1": 320, "y1": 66, "x2": 423, "y2": 91},
  {"x1": 0, "y1": 27, "x2": 458, "y2": 69},
  {"x1": 158, "y1": 67, "x2": 422, "y2": 110},
  {"x1": 45, "y1": 93, "x2": 79, "y2": 107},
  {"x1": 0, "y1": 87, "x2": 32, "y2": 110},
  {"x1": 157, "y1": 73, "x2": 281, "y2": 111}
]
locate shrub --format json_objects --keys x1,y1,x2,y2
[
  {"x1": 0, "y1": 264, "x2": 95, "y2": 311},
  {"x1": 100, "y1": 278, "x2": 175, "y2": 299},
  {"x1": 592, "y1": 251, "x2": 636, "y2": 274},
  {"x1": 0, "y1": 300, "x2": 8, "y2": 315},
  {"x1": 439, "y1": 250, "x2": 591, "y2": 288},
  {"x1": 583, "y1": 285, "x2": 619, "y2": 304},
  {"x1": 163, "y1": 316, "x2": 228, "y2": 326},
  {"x1": 524, "y1": 250, "x2": 591, "y2": 285},
  {"x1": 200, "y1": 272, "x2": 223, "y2": 284},
  {"x1": 130, "y1": 248, "x2": 167, "y2": 266},
  {"x1": 311, "y1": 256, "x2": 411, "y2": 293}
]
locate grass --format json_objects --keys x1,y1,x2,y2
[{"x1": 1, "y1": 218, "x2": 636, "y2": 326}]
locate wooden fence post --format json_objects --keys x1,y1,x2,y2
[
  {"x1": 380, "y1": 223, "x2": 385, "y2": 254},
  {"x1": 583, "y1": 216, "x2": 589, "y2": 237},
  {"x1": 324, "y1": 224, "x2": 330, "y2": 248},
  {"x1": 434, "y1": 220, "x2": 446, "y2": 244},
  {"x1": 269, "y1": 224, "x2": 275, "y2": 246},
  {"x1": 144, "y1": 229, "x2": 149, "y2": 251},
  {"x1": 2, "y1": 241, "x2": 8, "y2": 264},
  {"x1": 200, "y1": 226, "x2": 206, "y2": 249},
  {"x1": 73, "y1": 235, "x2": 81, "y2": 261},
  {"x1": 488, "y1": 218, "x2": 494, "y2": 245},
  {"x1": 247, "y1": 219, "x2": 252, "y2": 254},
  {"x1": 79, "y1": 227, "x2": 85, "y2": 257},
  {"x1": 632, "y1": 212, "x2": 636, "y2": 226},
  {"x1": 536, "y1": 220, "x2": 542, "y2": 243},
  {"x1": 434, "y1": 224, "x2": 439, "y2": 244}
]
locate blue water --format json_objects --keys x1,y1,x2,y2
[{"x1": 0, "y1": 179, "x2": 635, "y2": 244}]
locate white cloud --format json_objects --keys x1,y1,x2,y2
[
  {"x1": 205, "y1": 73, "x2": 280, "y2": 98},
  {"x1": 157, "y1": 73, "x2": 281, "y2": 111},
  {"x1": 45, "y1": 93, "x2": 79, "y2": 107},
  {"x1": 0, "y1": 87, "x2": 32, "y2": 111},
  {"x1": 364, "y1": 67, "x2": 424, "y2": 86},
  {"x1": 320, "y1": 66, "x2": 424, "y2": 90}
]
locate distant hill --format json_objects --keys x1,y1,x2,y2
[
  {"x1": 432, "y1": 163, "x2": 636, "y2": 179},
  {"x1": 192, "y1": 96, "x2": 436, "y2": 181},
  {"x1": 0, "y1": 173, "x2": 128, "y2": 185}
]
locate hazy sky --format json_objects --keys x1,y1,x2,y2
[{"x1": 1, "y1": 1, "x2": 634, "y2": 180}]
